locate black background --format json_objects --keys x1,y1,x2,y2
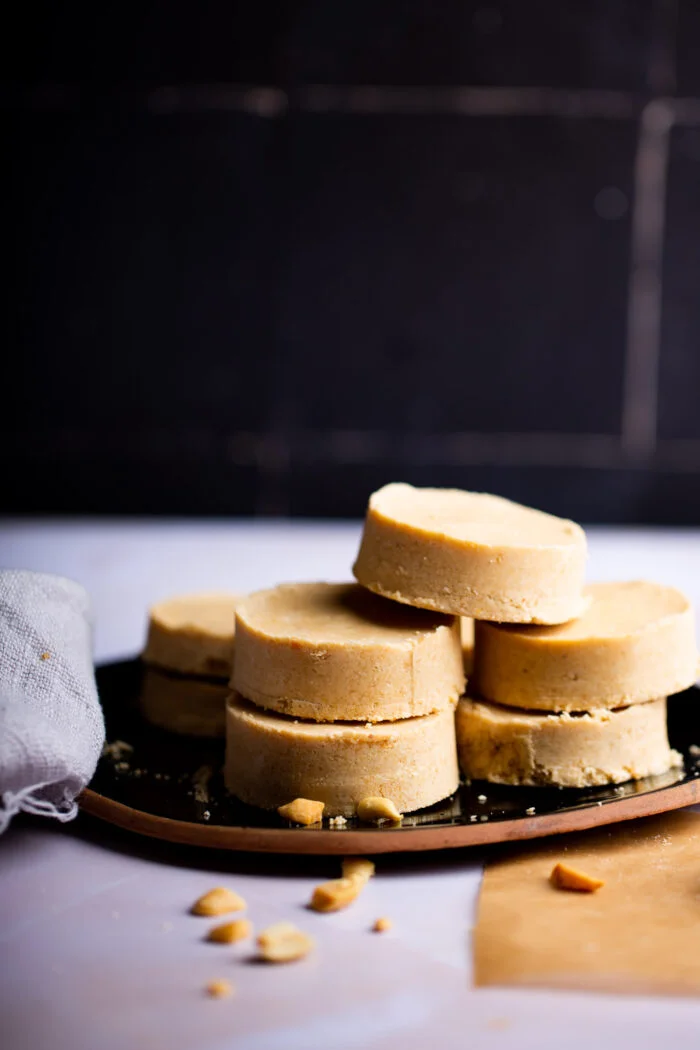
[{"x1": 4, "y1": 2, "x2": 700, "y2": 521}]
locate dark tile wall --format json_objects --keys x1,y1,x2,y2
[{"x1": 4, "y1": 1, "x2": 700, "y2": 522}]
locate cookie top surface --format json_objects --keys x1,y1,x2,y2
[
  {"x1": 236, "y1": 581, "x2": 454, "y2": 648},
  {"x1": 369, "y1": 483, "x2": 584, "y2": 550},
  {"x1": 488, "y1": 581, "x2": 690, "y2": 642}
]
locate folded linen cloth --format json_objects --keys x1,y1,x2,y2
[{"x1": 0, "y1": 570, "x2": 104, "y2": 833}]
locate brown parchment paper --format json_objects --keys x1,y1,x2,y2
[{"x1": 473, "y1": 811, "x2": 700, "y2": 996}]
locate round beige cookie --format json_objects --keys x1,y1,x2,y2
[
  {"x1": 232, "y1": 582, "x2": 464, "y2": 722},
  {"x1": 144, "y1": 593, "x2": 240, "y2": 678},
  {"x1": 352, "y1": 483, "x2": 587, "y2": 623},
  {"x1": 456, "y1": 694, "x2": 682, "y2": 788},
  {"x1": 225, "y1": 693, "x2": 459, "y2": 817},
  {"x1": 472, "y1": 581, "x2": 698, "y2": 712},
  {"x1": 139, "y1": 667, "x2": 228, "y2": 737}
]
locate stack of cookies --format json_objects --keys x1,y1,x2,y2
[
  {"x1": 139, "y1": 482, "x2": 698, "y2": 818},
  {"x1": 353, "y1": 483, "x2": 696, "y2": 791},
  {"x1": 459, "y1": 581, "x2": 696, "y2": 786},
  {"x1": 224, "y1": 583, "x2": 464, "y2": 817}
]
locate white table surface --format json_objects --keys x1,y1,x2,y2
[{"x1": 1, "y1": 519, "x2": 699, "y2": 1050}]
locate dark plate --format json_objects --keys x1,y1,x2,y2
[{"x1": 80, "y1": 660, "x2": 700, "y2": 854}]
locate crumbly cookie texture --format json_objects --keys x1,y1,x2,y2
[
  {"x1": 352, "y1": 483, "x2": 587, "y2": 624},
  {"x1": 144, "y1": 592, "x2": 240, "y2": 678},
  {"x1": 225, "y1": 693, "x2": 459, "y2": 817},
  {"x1": 550, "y1": 863, "x2": 604, "y2": 892},
  {"x1": 456, "y1": 695, "x2": 682, "y2": 788},
  {"x1": 472, "y1": 580, "x2": 699, "y2": 712},
  {"x1": 232, "y1": 581, "x2": 464, "y2": 722},
  {"x1": 139, "y1": 667, "x2": 228, "y2": 737},
  {"x1": 191, "y1": 887, "x2": 247, "y2": 917},
  {"x1": 277, "y1": 798, "x2": 325, "y2": 825},
  {"x1": 257, "y1": 922, "x2": 314, "y2": 963}
]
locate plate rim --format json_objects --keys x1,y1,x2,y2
[{"x1": 79, "y1": 778, "x2": 700, "y2": 855}]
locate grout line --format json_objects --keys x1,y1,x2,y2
[
  {"x1": 147, "y1": 85, "x2": 287, "y2": 117},
  {"x1": 8, "y1": 429, "x2": 700, "y2": 471},
  {"x1": 648, "y1": 0, "x2": 679, "y2": 96},
  {"x1": 621, "y1": 99, "x2": 674, "y2": 457},
  {"x1": 296, "y1": 85, "x2": 641, "y2": 119},
  {"x1": 4, "y1": 83, "x2": 644, "y2": 120}
]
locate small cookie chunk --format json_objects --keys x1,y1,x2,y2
[
  {"x1": 352, "y1": 483, "x2": 587, "y2": 624},
  {"x1": 191, "y1": 887, "x2": 246, "y2": 917},
  {"x1": 310, "y1": 856, "x2": 375, "y2": 912},
  {"x1": 341, "y1": 857, "x2": 375, "y2": 884},
  {"x1": 144, "y1": 592, "x2": 240, "y2": 678},
  {"x1": 207, "y1": 919, "x2": 253, "y2": 943},
  {"x1": 277, "y1": 798, "x2": 325, "y2": 825},
  {"x1": 225, "y1": 693, "x2": 459, "y2": 817},
  {"x1": 472, "y1": 581, "x2": 699, "y2": 712},
  {"x1": 456, "y1": 695, "x2": 682, "y2": 787},
  {"x1": 205, "y1": 979, "x2": 234, "y2": 998},
  {"x1": 257, "y1": 922, "x2": 314, "y2": 963},
  {"x1": 232, "y1": 582, "x2": 464, "y2": 722},
  {"x1": 373, "y1": 917, "x2": 392, "y2": 933},
  {"x1": 550, "y1": 862, "x2": 604, "y2": 892},
  {"x1": 357, "y1": 797, "x2": 402, "y2": 824},
  {"x1": 139, "y1": 667, "x2": 228, "y2": 737}
]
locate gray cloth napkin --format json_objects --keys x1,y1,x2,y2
[{"x1": 0, "y1": 569, "x2": 105, "y2": 833}]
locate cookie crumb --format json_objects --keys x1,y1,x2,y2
[
  {"x1": 550, "y1": 862, "x2": 604, "y2": 893},
  {"x1": 207, "y1": 918, "x2": 253, "y2": 944},
  {"x1": 102, "y1": 739, "x2": 134, "y2": 761},
  {"x1": 257, "y1": 922, "x2": 314, "y2": 963},
  {"x1": 372, "y1": 917, "x2": 392, "y2": 933},
  {"x1": 192, "y1": 764, "x2": 213, "y2": 804},
  {"x1": 278, "y1": 798, "x2": 325, "y2": 826},
  {"x1": 310, "y1": 857, "x2": 374, "y2": 913},
  {"x1": 40, "y1": 651, "x2": 51, "y2": 660},
  {"x1": 357, "y1": 797, "x2": 402, "y2": 825},
  {"x1": 191, "y1": 887, "x2": 246, "y2": 917},
  {"x1": 206, "y1": 979, "x2": 233, "y2": 999}
]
